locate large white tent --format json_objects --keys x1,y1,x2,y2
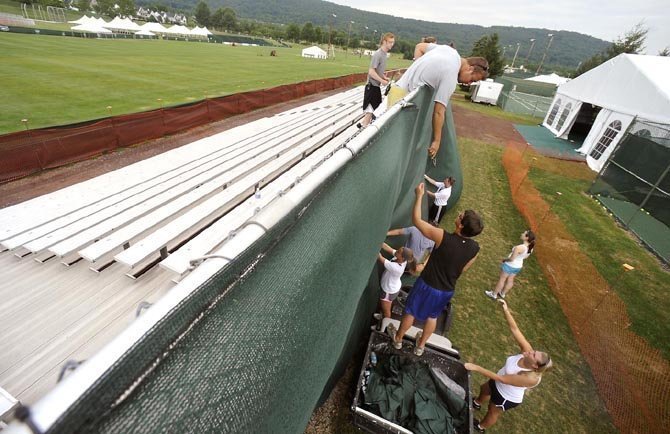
[
  {"x1": 543, "y1": 54, "x2": 670, "y2": 171},
  {"x1": 301, "y1": 46, "x2": 327, "y2": 59}
]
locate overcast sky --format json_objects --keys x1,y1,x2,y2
[{"x1": 328, "y1": 0, "x2": 669, "y2": 55}]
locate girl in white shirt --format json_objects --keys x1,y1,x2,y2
[
  {"x1": 486, "y1": 230, "x2": 535, "y2": 300},
  {"x1": 465, "y1": 299, "x2": 552, "y2": 432},
  {"x1": 424, "y1": 174, "x2": 455, "y2": 224},
  {"x1": 377, "y1": 243, "x2": 416, "y2": 319}
]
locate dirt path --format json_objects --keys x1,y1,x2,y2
[{"x1": 452, "y1": 102, "x2": 526, "y2": 146}]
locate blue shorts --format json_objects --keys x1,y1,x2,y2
[
  {"x1": 404, "y1": 277, "x2": 454, "y2": 321},
  {"x1": 501, "y1": 262, "x2": 522, "y2": 275}
]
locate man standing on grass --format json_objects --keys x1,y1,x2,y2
[
  {"x1": 359, "y1": 32, "x2": 395, "y2": 128},
  {"x1": 387, "y1": 45, "x2": 489, "y2": 158},
  {"x1": 388, "y1": 182, "x2": 483, "y2": 356}
]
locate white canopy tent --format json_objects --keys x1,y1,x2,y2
[
  {"x1": 525, "y1": 73, "x2": 570, "y2": 86},
  {"x1": 70, "y1": 23, "x2": 112, "y2": 34},
  {"x1": 140, "y1": 22, "x2": 168, "y2": 34},
  {"x1": 103, "y1": 16, "x2": 141, "y2": 33},
  {"x1": 134, "y1": 29, "x2": 156, "y2": 37},
  {"x1": 301, "y1": 45, "x2": 327, "y2": 59},
  {"x1": 68, "y1": 15, "x2": 90, "y2": 24},
  {"x1": 164, "y1": 25, "x2": 191, "y2": 36},
  {"x1": 543, "y1": 54, "x2": 670, "y2": 171},
  {"x1": 190, "y1": 26, "x2": 212, "y2": 38}
]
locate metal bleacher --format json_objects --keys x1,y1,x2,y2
[{"x1": 0, "y1": 87, "x2": 365, "y2": 407}]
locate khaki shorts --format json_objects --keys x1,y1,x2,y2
[{"x1": 386, "y1": 85, "x2": 408, "y2": 108}]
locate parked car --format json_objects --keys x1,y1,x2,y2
[{"x1": 0, "y1": 25, "x2": 10, "y2": 32}]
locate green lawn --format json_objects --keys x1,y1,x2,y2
[
  {"x1": 0, "y1": 32, "x2": 410, "y2": 133},
  {"x1": 451, "y1": 90, "x2": 544, "y2": 125},
  {"x1": 442, "y1": 138, "x2": 616, "y2": 433},
  {"x1": 528, "y1": 165, "x2": 670, "y2": 360}
]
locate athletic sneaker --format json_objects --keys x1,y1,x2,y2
[
  {"x1": 373, "y1": 313, "x2": 382, "y2": 320},
  {"x1": 472, "y1": 398, "x2": 481, "y2": 410},
  {"x1": 473, "y1": 419, "x2": 486, "y2": 432},
  {"x1": 499, "y1": 292, "x2": 506, "y2": 299},
  {"x1": 485, "y1": 290, "x2": 497, "y2": 300},
  {"x1": 386, "y1": 323, "x2": 402, "y2": 350},
  {"x1": 414, "y1": 331, "x2": 424, "y2": 356}
]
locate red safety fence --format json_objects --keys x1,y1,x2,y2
[
  {"x1": 0, "y1": 71, "x2": 382, "y2": 184},
  {"x1": 502, "y1": 140, "x2": 670, "y2": 433}
]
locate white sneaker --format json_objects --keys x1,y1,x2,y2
[
  {"x1": 485, "y1": 290, "x2": 497, "y2": 300},
  {"x1": 373, "y1": 313, "x2": 382, "y2": 320},
  {"x1": 499, "y1": 292, "x2": 506, "y2": 299},
  {"x1": 387, "y1": 323, "x2": 402, "y2": 350}
]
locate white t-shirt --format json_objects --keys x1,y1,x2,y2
[
  {"x1": 397, "y1": 45, "x2": 461, "y2": 107},
  {"x1": 381, "y1": 254, "x2": 406, "y2": 294},
  {"x1": 433, "y1": 181, "x2": 452, "y2": 206}
]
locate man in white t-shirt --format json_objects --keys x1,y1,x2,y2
[{"x1": 390, "y1": 45, "x2": 489, "y2": 158}]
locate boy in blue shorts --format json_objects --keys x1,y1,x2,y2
[{"x1": 388, "y1": 182, "x2": 484, "y2": 355}]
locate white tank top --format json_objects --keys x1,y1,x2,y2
[
  {"x1": 495, "y1": 354, "x2": 540, "y2": 403},
  {"x1": 507, "y1": 244, "x2": 530, "y2": 269}
]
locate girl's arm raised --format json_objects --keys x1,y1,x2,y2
[{"x1": 499, "y1": 300, "x2": 533, "y2": 353}]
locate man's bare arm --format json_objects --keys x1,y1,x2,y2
[{"x1": 428, "y1": 102, "x2": 446, "y2": 158}]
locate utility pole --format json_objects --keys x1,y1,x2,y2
[
  {"x1": 510, "y1": 42, "x2": 521, "y2": 69},
  {"x1": 346, "y1": 20, "x2": 354, "y2": 58},
  {"x1": 524, "y1": 38, "x2": 536, "y2": 70},
  {"x1": 536, "y1": 33, "x2": 554, "y2": 75},
  {"x1": 328, "y1": 13, "x2": 337, "y2": 59}
]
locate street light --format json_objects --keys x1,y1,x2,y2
[
  {"x1": 524, "y1": 38, "x2": 536, "y2": 69},
  {"x1": 536, "y1": 33, "x2": 554, "y2": 75}
]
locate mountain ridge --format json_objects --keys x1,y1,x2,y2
[{"x1": 140, "y1": 0, "x2": 609, "y2": 69}]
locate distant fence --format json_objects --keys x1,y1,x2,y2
[
  {"x1": 0, "y1": 71, "x2": 379, "y2": 184},
  {"x1": 495, "y1": 76, "x2": 556, "y2": 118},
  {"x1": 498, "y1": 91, "x2": 553, "y2": 118},
  {"x1": 2, "y1": 25, "x2": 272, "y2": 45},
  {"x1": 0, "y1": 12, "x2": 34, "y2": 26}
]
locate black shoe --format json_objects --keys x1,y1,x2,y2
[
  {"x1": 473, "y1": 419, "x2": 485, "y2": 432},
  {"x1": 472, "y1": 398, "x2": 481, "y2": 410}
]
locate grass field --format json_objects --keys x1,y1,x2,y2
[
  {"x1": 528, "y1": 165, "x2": 670, "y2": 360},
  {"x1": 451, "y1": 91, "x2": 544, "y2": 125},
  {"x1": 0, "y1": 32, "x2": 410, "y2": 134},
  {"x1": 442, "y1": 138, "x2": 616, "y2": 433}
]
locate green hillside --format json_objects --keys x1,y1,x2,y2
[{"x1": 140, "y1": 0, "x2": 609, "y2": 68}]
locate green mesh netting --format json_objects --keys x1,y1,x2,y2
[
  {"x1": 46, "y1": 86, "x2": 463, "y2": 433},
  {"x1": 589, "y1": 120, "x2": 670, "y2": 263}
]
